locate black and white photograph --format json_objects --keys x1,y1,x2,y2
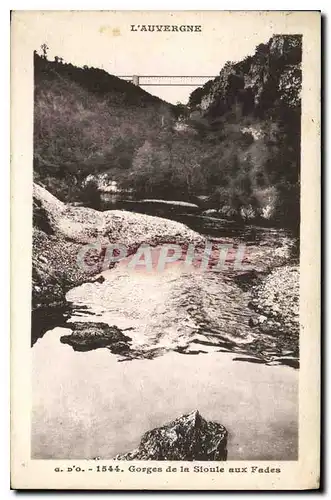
[{"x1": 10, "y1": 10, "x2": 320, "y2": 490}]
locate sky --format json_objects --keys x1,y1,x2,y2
[{"x1": 16, "y1": 10, "x2": 306, "y2": 104}]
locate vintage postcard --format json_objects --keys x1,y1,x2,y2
[{"x1": 11, "y1": 10, "x2": 320, "y2": 490}]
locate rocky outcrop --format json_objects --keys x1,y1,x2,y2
[
  {"x1": 189, "y1": 35, "x2": 301, "y2": 114},
  {"x1": 115, "y1": 411, "x2": 228, "y2": 461},
  {"x1": 32, "y1": 183, "x2": 204, "y2": 312},
  {"x1": 33, "y1": 183, "x2": 203, "y2": 249},
  {"x1": 188, "y1": 35, "x2": 301, "y2": 227}
]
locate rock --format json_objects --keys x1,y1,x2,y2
[
  {"x1": 34, "y1": 183, "x2": 203, "y2": 248},
  {"x1": 274, "y1": 357, "x2": 299, "y2": 369},
  {"x1": 115, "y1": 410, "x2": 227, "y2": 461},
  {"x1": 88, "y1": 275, "x2": 106, "y2": 284},
  {"x1": 32, "y1": 183, "x2": 204, "y2": 317},
  {"x1": 249, "y1": 317, "x2": 259, "y2": 327},
  {"x1": 202, "y1": 209, "x2": 218, "y2": 215},
  {"x1": 240, "y1": 204, "x2": 257, "y2": 221},
  {"x1": 261, "y1": 203, "x2": 275, "y2": 220},
  {"x1": 259, "y1": 323, "x2": 271, "y2": 334},
  {"x1": 140, "y1": 199, "x2": 199, "y2": 210},
  {"x1": 247, "y1": 264, "x2": 299, "y2": 366},
  {"x1": 219, "y1": 206, "x2": 238, "y2": 219},
  {"x1": 190, "y1": 35, "x2": 301, "y2": 114},
  {"x1": 60, "y1": 322, "x2": 132, "y2": 353}
]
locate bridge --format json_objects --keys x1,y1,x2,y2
[{"x1": 117, "y1": 75, "x2": 216, "y2": 87}]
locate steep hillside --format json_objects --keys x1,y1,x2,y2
[
  {"x1": 33, "y1": 52, "x2": 176, "y2": 201},
  {"x1": 186, "y1": 34, "x2": 301, "y2": 227}
]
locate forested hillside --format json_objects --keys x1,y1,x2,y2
[
  {"x1": 33, "y1": 52, "x2": 176, "y2": 200},
  {"x1": 34, "y1": 34, "x2": 301, "y2": 228}
]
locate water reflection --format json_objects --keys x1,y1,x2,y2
[{"x1": 32, "y1": 328, "x2": 298, "y2": 460}]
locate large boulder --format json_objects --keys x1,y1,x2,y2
[
  {"x1": 32, "y1": 183, "x2": 204, "y2": 312},
  {"x1": 115, "y1": 410, "x2": 228, "y2": 461},
  {"x1": 33, "y1": 183, "x2": 203, "y2": 248}
]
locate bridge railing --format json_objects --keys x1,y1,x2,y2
[{"x1": 117, "y1": 75, "x2": 217, "y2": 86}]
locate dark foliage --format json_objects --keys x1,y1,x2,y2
[{"x1": 34, "y1": 35, "x2": 301, "y2": 228}]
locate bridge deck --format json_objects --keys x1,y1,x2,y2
[{"x1": 118, "y1": 75, "x2": 217, "y2": 86}]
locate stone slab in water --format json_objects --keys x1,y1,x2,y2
[{"x1": 60, "y1": 322, "x2": 132, "y2": 353}]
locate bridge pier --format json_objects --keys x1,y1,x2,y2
[{"x1": 132, "y1": 75, "x2": 140, "y2": 86}]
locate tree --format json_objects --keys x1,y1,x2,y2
[
  {"x1": 174, "y1": 102, "x2": 188, "y2": 119},
  {"x1": 40, "y1": 43, "x2": 49, "y2": 59}
]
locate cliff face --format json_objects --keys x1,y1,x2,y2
[
  {"x1": 115, "y1": 411, "x2": 228, "y2": 461},
  {"x1": 187, "y1": 35, "x2": 301, "y2": 228},
  {"x1": 189, "y1": 35, "x2": 302, "y2": 114}
]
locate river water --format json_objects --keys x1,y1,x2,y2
[{"x1": 32, "y1": 202, "x2": 298, "y2": 460}]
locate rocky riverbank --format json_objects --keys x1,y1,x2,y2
[
  {"x1": 247, "y1": 266, "x2": 300, "y2": 367},
  {"x1": 33, "y1": 183, "x2": 299, "y2": 367},
  {"x1": 32, "y1": 183, "x2": 203, "y2": 311}
]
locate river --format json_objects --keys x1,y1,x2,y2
[{"x1": 32, "y1": 201, "x2": 298, "y2": 460}]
